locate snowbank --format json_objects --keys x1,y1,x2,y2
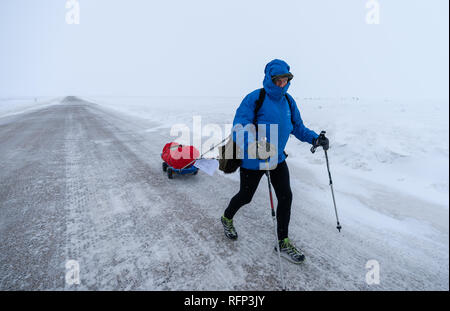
[
  {"x1": 85, "y1": 95, "x2": 449, "y2": 208},
  {"x1": 0, "y1": 97, "x2": 62, "y2": 119}
]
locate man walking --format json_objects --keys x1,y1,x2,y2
[{"x1": 221, "y1": 59, "x2": 329, "y2": 264}]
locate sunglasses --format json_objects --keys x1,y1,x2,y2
[{"x1": 271, "y1": 73, "x2": 294, "y2": 83}]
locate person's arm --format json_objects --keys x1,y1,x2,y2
[
  {"x1": 288, "y1": 94, "x2": 319, "y2": 144},
  {"x1": 232, "y1": 93, "x2": 257, "y2": 151}
]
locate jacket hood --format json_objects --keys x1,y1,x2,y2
[{"x1": 263, "y1": 59, "x2": 292, "y2": 100}]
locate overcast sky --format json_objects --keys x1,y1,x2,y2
[{"x1": 0, "y1": 0, "x2": 448, "y2": 99}]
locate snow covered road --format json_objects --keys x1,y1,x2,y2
[{"x1": 0, "y1": 97, "x2": 447, "y2": 290}]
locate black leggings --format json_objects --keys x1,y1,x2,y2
[{"x1": 224, "y1": 160, "x2": 293, "y2": 241}]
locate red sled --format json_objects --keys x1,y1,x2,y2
[{"x1": 161, "y1": 142, "x2": 200, "y2": 179}]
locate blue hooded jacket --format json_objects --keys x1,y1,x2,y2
[{"x1": 232, "y1": 59, "x2": 319, "y2": 170}]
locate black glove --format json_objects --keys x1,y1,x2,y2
[{"x1": 313, "y1": 135, "x2": 329, "y2": 151}]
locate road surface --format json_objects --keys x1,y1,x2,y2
[{"x1": 0, "y1": 97, "x2": 447, "y2": 290}]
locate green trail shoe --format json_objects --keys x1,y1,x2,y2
[
  {"x1": 274, "y1": 238, "x2": 305, "y2": 264},
  {"x1": 221, "y1": 216, "x2": 238, "y2": 240}
]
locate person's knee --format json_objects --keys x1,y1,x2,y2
[
  {"x1": 240, "y1": 194, "x2": 253, "y2": 205},
  {"x1": 240, "y1": 184, "x2": 258, "y2": 204},
  {"x1": 279, "y1": 189, "x2": 292, "y2": 206},
  {"x1": 234, "y1": 189, "x2": 253, "y2": 205},
  {"x1": 286, "y1": 190, "x2": 293, "y2": 203}
]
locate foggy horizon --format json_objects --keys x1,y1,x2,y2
[{"x1": 1, "y1": 0, "x2": 448, "y2": 100}]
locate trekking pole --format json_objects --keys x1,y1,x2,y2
[
  {"x1": 264, "y1": 159, "x2": 286, "y2": 291},
  {"x1": 311, "y1": 131, "x2": 342, "y2": 232},
  {"x1": 180, "y1": 134, "x2": 231, "y2": 170}
]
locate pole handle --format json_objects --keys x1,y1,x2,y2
[{"x1": 310, "y1": 130, "x2": 326, "y2": 153}]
